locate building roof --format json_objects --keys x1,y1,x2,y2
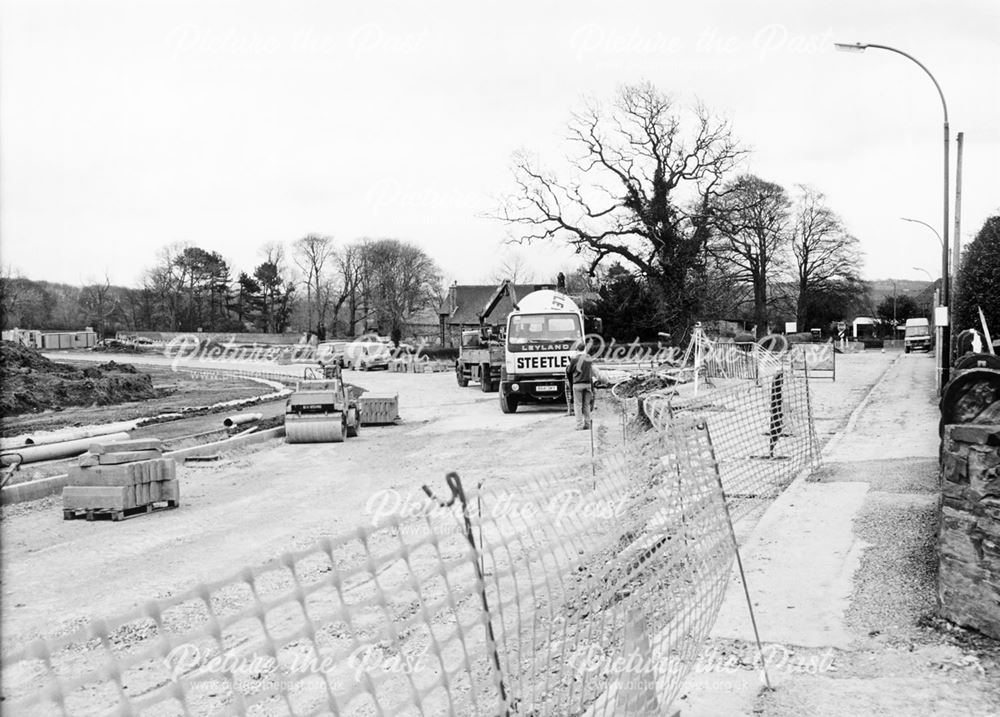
[{"x1": 440, "y1": 284, "x2": 544, "y2": 326}]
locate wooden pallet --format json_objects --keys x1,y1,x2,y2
[{"x1": 62, "y1": 500, "x2": 179, "y2": 522}]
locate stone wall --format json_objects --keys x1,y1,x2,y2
[{"x1": 938, "y1": 424, "x2": 1000, "y2": 639}]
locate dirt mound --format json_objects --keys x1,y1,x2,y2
[
  {"x1": 612, "y1": 373, "x2": 679, "y2": 398},
  {"x1": 93, "y1": 339, "x2": 141, "y2": 353},
  {"x1": 95, "y1": 361, "x2": 139, "y2": 374},
  {"x1": 1, "y1": 342, "x2": 76, "y2": 375},
  {"x1": 1, "y1": 341, "x2": 156, "y2": 416}
]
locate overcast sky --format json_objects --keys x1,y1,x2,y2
[{"x1": 2, "y1": 0, "x2": 998, "y2": 289}]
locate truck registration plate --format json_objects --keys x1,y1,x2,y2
[{"x1": 537, "y1": 385, "x2": 557, "y2": 392}]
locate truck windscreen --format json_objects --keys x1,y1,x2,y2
[
  {"x1": 508, "y1": 313, "x2": 582, "y2": 344},
  {"x1": 905, "y1": 326, "x2": 930, "y2": 337}
]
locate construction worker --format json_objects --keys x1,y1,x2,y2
[
  {"x1": 565, "y1": 340, "x2": 601, "y2": 430},
  {"x1": 768, "y1": 369, "x2": 785, "y2": 458}
]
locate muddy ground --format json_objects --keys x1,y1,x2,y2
[
  {"x1": 0, "y1": 357, "x2": 875, "y2": 630},
  {"x1": 0, "y1": 341, "x2": 157, "y2": 419},
  {"x1": 2, "y1": 363, "x2": 277, "y2": 438},
  {"x1": 2, "y1": 350, "x2": 994, "y2": 714}
]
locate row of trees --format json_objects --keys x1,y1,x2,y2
[
  {"x1": 9, "y1": 82, "x2": 987, "y2": 345},
  {"x1": 0, "y1": 277, "x2": 111, "y2": 335},
  {"x1": 136, "y1": 243, "x2": 298, "y2": 334},
  {"x1": 498, "y1": 83, "x2": 864, "y2": 339},
  {"x1": 1, "y1": 238, "x2": 443, "y2": 339},
  {"x1": 285, "y1": 236, "x2": 443, "y2": 340},
  {"x1": 955, "y1": 215, "x2": 1000, "y2": 337}
]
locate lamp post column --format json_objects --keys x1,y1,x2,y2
[{"x1": 835, "y1": 42, "x2": 952, "y2": 388}]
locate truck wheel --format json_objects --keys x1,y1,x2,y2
[
  {"x1": 500, "y1": 392, "x2": 518, "y2": 414},
  {"x1": 480, "y1": 364, "x2": 492, "y2": 392},
  {"x1": 456, "y1": 362, "x2": 469, "y2": 387},
  {"x1": 905, "y1": 346, "x2": 911, "y2": 354}
]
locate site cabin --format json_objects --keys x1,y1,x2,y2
[
  {"x1": 498, "y1": 290, "x2": 601, "y2": 413},
  {"x1": 904, "y1": 318, "x2": 932, "y2": 353},
  {"x1": 3, "y1": 328, "x2": 96, "y2": 350},
  {"x1": 1, "y1": 328, "x2": 42, "y2": 348}
]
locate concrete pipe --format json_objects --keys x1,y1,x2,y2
[
  {"x1": 223, "y1": 412, "x2": 263, "y2": 428},
  {"x1": 0, "y1": 421, "x2": 138, "y2": 451},
  {"x1": 0, "y1": 432, "x2": 131, "y2": 466}
]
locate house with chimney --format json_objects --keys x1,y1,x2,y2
[{"x1": 437, "y1": 282, "x2": 541, "y2": 347}]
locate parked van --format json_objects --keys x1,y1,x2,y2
[
  {"x1": 344, "y1": 341, "x2": 391, "y2": 371},
  {"x1": 316, "y1": 341, "x2": 350, "y2": 368},
  {"x1": 904, "y1": 318, "x2": 932, "y2": 353}
]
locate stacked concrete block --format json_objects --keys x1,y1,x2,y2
[
  {"x1": 62, "y1": 438, "x2": 180, "y2": 519},
  {"x1": 358, "y1": 395, "x2": 400, "y2": 425},
  {"x1": 938, "y1": 424, "x2": 1000, "y2": 639}
]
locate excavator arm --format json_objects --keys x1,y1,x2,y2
[{"x1": 479, "y1": 280, "x2": 520, "y2": 328}]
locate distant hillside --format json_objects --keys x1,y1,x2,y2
[{"x1": 863, "y1": 278, "x2": 939, "y2": 316}]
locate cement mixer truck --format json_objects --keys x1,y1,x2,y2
[{"x1": 498, "y1": 288, "x2": 601, "y2": 413}]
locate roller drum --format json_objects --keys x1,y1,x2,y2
[{"x1": 284, "y1": 414, "x2": 345, "y2": 443}]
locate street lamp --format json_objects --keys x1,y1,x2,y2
[
  {"x1": 901, "y1": 217, "x2": 944, "y2": 247},
  {"x1": 912, "y1": 266, "x2": 934, "y2": 282},
  {"x1": 835, "y1": 41, "x2": 951, "y2": 387}
]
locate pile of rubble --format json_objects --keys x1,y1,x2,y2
[
  {"x1": 1, "y1": 341, "x2": 156, "y2": 417},
  {"x1": 610, "y1": 372, "x2": 681, "y2": 398}
]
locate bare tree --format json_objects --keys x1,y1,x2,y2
[
  {"x1": 254, "y1": 243, "x2": 295, "y2": 333},
  {"x1": 789, "y1": 186, "x2": 862, "y2": 329},
  {"x1": 143, "y1": 243, "x2": 188, "y2": 331},
  {"x1": 497, "y1": 83, "x2": 746, "y2": 337},
  {"x1": 80, "y1": 272, "x2": 119, "y2": 337},
  {"x1": 488, "y1": 250, "x2": 535, "y2": 285},
  {"x1": 700, "y1": 254, "x2": 754, "y2": 326},
  {"x1": 331, "y1": 242, "x2": 368, "y2": 336},
  {"x1": 0, "y1": 265, "x2": 25, "y2": 329},
  {"x1": 711, "y1": 174, "x2": 790, "y2": 337},
  {"x1": 293, "y1": 234, "x2": 335, "y2": 338},
  {"x1": 361, "y1": 238, "x2": 442, "y2": 336}
]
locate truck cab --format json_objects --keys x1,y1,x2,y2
[{"x1": 499, "y1": 290, "x2": 585, "y2": 413}]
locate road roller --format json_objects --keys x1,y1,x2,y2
[{"x1": 284, "y1": 377, "x2": 361, "y2": 444}]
